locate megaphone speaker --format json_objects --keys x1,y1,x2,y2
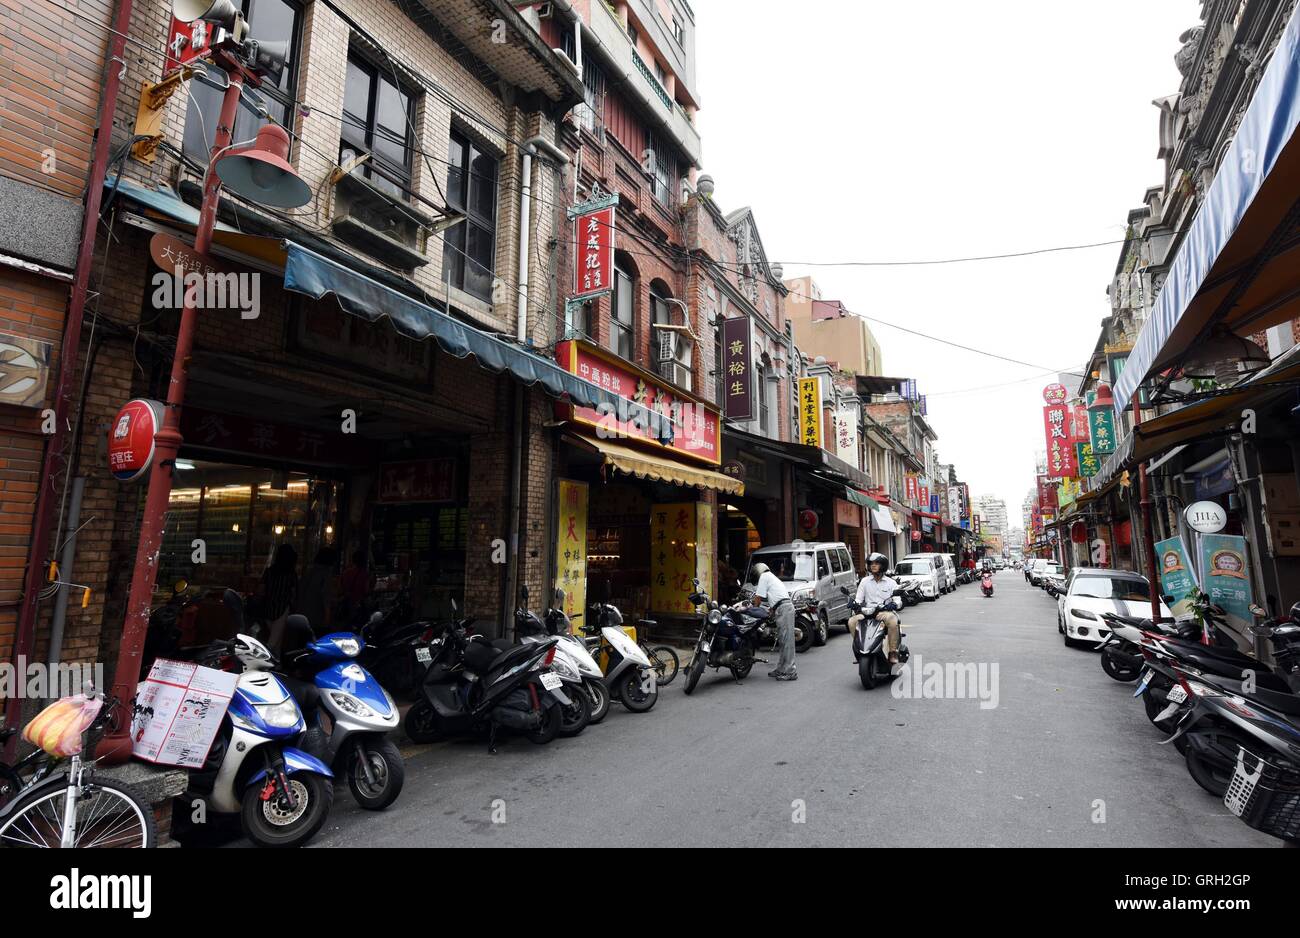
[
  {"x1": 249, "y1": 38, "x2": 290, "y2": 82},
  {"x1": 173, "y1": 0, "x2": 239, "y2": 28}
]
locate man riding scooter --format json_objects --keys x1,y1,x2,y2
[{"x1": 851, "y1": 554, "x2": 902, "y2": 670}]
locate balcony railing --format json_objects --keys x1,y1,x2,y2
[{"x1": 631, "y1": 49, "x2": 673, "y2": 110}]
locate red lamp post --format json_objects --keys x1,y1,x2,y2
[{"x1": 97, "y1": 25, "x2": 309, "y2": 760}]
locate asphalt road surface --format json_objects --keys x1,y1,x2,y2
[{"x1": 261, "y1": 570, "x2": 1275, "y2": 847}]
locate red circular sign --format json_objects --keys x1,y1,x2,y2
[
  {"x1": 1043, "y1": 383, "x2": 1068, "y2": 405},
  {"x1": 108, "y1": 399, "x2": 164, "y2": 483}
]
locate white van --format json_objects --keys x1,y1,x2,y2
[{"x1": 903, "y1": 552, "x2": 954, "y2": 594}]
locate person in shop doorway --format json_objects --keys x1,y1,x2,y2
[
  {"x1": 260, "y1": 543, "x2": 299, "y2": 654},
  {"x1": 338, "y1": 550, "x2": 373, "y2": 625},
  {"x1": 750, "y1": 561, "x2": 796, "y2": 681},
  {"x1": 297, "y1": 546, "x2": 338, "y2": 635}
]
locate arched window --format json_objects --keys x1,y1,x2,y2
[{"x1": 609, "y1": 252, "x2": 636, "y2": 360}]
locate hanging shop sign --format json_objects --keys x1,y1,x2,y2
[
  {"x1": 1088, "y1": 407, "x2": 1116, "y2": 455},
  {"x1": 650, "y1": 503, "x2": 712, "y2": 615},
  {"x1": 1043, "y1": 404, "x2": 1077, "y2": 478},
  {"x1": 1077, "y1": 441, "x2": 1099, "y2": 478},
  {"x1": 378, "y1": 458, "x2": 457, "y2": 504},
  {"x1": 835, "y1": 498, "x2": 859, "y2": 528},
  {"x1": 1043, "y1": 384, "x2": 1068, "y2": 405},
  {"x1": 555, "y1": 480, "x2": 589, "y2": 618},
  {"x1": 1198, "y1": 534, "x2": 1255, "y2": 628},
  {"x1": 947, "y1": 486, "x2": 962, "y2": 523},
  {"x1": 132, "y1": 659, "x2": 237, "y2": 768},
  {"x1": 930, "y1": 494, "x2": 941, "y2": 515},
  {"x1": 164, "y1": 15, "x2": 219, "y2": 72},
  {"x1": 1184, "y1": 500, "x2": 1228, "y2": 535},
  {"x1": 1155, "y1": 536, "x2": 1198, "y2": 619},
  {"x1": 973, "y1": 514, "x2": 982, "y2": 535},
  {"x1": 108, "y1": 398, "x2": 165, "y2": 483},
  {"x1": 905, "y1": 474, "x2": 919, "y2": 505},
  {"x1": 572, "y1": 202, "x2": 617, "y2": 301},
  {"x1": 834, "y1": 407, "x2": 859, "y2": 463},
  {"x1": 179, "y1": 406, "x2": 370, "y2": 465},
  {"x1": 1070, "y1": 403, "x2": 1090, "y2": 444},
  {"x1": 918, "y1": 480, "x2": 930, "y2": 509},
  {"x1": 720, "y1": 316, "x2": 753, "y2": 420},
  {"x1": 798, "y1": 377, "x2": 822, "y2": 448},
  {"x1": 0, "y1": 332, "x2": 52, "y2": 409},
  {"x1": 556, "y1": 339, "x2": 721, "y2": 465}
]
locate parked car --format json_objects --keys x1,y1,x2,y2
[
  {"x1": 903, "y1": 553, "x2": 954, "y2": 594},
  {"x1": 1027, "y1": 559, "x2": 1052, "y2": 586},
  {"x1": 1043, "y1": 568, "x2": 1067, "y2": 595},
  {"x1": 892, "y1": 556, "x2": 943, "y2": 602},
  {"x1": 742, "y1": 542, "x2": 858, "y2": 637},
  {"x1": 1035, "y1": 562, "x2": 1064, "y2": 589},
  {"x1": 1055, "y1": 568, "x2": 1173, "y2": 648}
]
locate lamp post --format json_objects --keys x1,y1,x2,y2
[{"x1": 98, "y1": 4, "x2": 309, "y2": 761}]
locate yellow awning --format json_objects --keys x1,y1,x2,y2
[{"x1": 568, "y1": 433, "x2": 743, "y2": 496}]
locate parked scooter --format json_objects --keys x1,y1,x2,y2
[
  {"x1": 182, "y1": 610, "x2": 335, "y2": 848},
  {"x1": 535, "y1": 589, "x2": 611, "y2": 724},
  {"x1": 583, "y1": 598, "x2": 659, "y2": 712},
  {"x1": 513, "y1": 589, "x2": 592, "y2": 737},
  {"x1": 682, "y1": 579, "x2": 774, "y2": 695},
  {"x1": 277, "y1": 616, "x2": 405, "y2": 811},
  {"x1": 842, "y1": 585, "x2": 908, "y2": 690},
  {"x1": 980, "y1": 570, "x2": 994, "y2": 598},
  {"x1": 404, "y1": 620, "x2": 568, "y2": 752}
]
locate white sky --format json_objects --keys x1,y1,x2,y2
[{"x1": 693, "y1": 0, "x2": 1193, "y2": 514}]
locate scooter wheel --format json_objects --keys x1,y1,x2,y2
[
  {"x1": 858, "y1": 656, "x2": 877, "y2": 690},
  {"x1": 404, "y1": 700, "x2": 443, "y2": 744},
  {"x1": 348, "y1": 737, "x2": 405, "y2": 811},
  {"x1": 240, "y1": 772, "x2": 333, "y2": 848},
  {"x1": 584, "y1": 678, "x2": 611, "y2": 724},
  {"x1": 525, "y1": 700, "x2": 562, "y2": 744}
]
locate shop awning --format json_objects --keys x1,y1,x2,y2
[
  {"x1": 1113, "y1": 4, "x2": 1300, "y2": 412},
  {"x1": 567, "y1": 433, "x2": 744, "y2": 496},
  {"x1": 871, "y1": 506, "x2": 899, "y2": 534}
]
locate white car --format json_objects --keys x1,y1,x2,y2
[
  {"x1": 893, "y1": 557, "x2": 942, "y2": 601},
  {"x1": 1056, "y1": 568, "x2": 1173, "y2": 648}
]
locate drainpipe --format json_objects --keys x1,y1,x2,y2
[
  {"x1": 5, "y1": 0, "x2": 135, "y2": 760},
  {"x1": 47, "y1": 477, "x2": 87, "y2": 666},
  {"x1": 515, "y1": 148, "x2": 532, "y2": 343}
]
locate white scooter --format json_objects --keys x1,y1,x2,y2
[
  {"x1": 585, "y1": 599, "x2": 658, "y2": 713},
  {"x1": 183, "y1": 605, "x2": 335, "y2": 848}
]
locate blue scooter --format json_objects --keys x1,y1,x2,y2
[{"x1": 280, "y1": 615, "x2": 405, "y2": 811}]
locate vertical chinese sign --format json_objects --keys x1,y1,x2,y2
[
  {"x1": 1076, "y1": 441, "x2": 1099, "y2": 478},
  {"x1": 1043, "y1": 405, "x2": 1077, "y2": 477},
  {"x1": 1198, "y1": 534, "x2": 1255, "y2": 631},
  {"x1": 834, "y1": 408, "x2": 859, "y2": 464},
  {"x1": 651, "y1": 503, "x2": 701, "y2": 615},
  {"x1": 721, "y1": 317, "x2": 753, "y2": 420},
  {"x1": 919, "y1": 480, "x2": 930, "y2": 511},
  {"x1": 905, "y1": 474, "x2": 918, "y2": 506},
  {"x1": 1088, "y1": 407, "x2": 1116, "y2": 454},
  {"x1": 554, "y1": 480, "x2": 589, "y2": 618},
  {"x1": 573, "y1": 204, "x2": 616, "y2": 300},
  {"x1": 798, "y1": 377, "x2": 822, "y2": 448}
]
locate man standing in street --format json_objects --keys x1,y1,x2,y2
[
  {"x1": 751, "y1": 562, "x2": 796, "y2": 681},
  {"x1": 851, "y1": 553, "x2": 902, "y2": 671}
]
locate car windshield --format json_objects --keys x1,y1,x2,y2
[
  {"x1": 1072, "y1": 576, "x2": 1151, "y2": 601},
  {"x1": 1043, "y1": 564, "x2": 1062, "y2": 575},
  {"x1": 753, "y1": 552, "x2": 815, "y2": 582},
  {"x1": 895, "y1": 561, "x2": 930, "y2": 576}
]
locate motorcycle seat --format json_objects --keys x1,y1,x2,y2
[{"x1": 1244, "y1": 685, "x2": 1300, "y2": 716}]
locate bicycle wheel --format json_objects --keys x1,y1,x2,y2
[
  {"x1": 0, "y1": 777, "x2": 157, "y2": 848},
  {"x1": 647, "y1": 644, "x2": 680, "y2": 686}
]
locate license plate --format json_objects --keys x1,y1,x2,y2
[
  {"x1": 1166, "y1": 685, "x2": 1187, "y2": 704},
  {"x1": 415, "y1": 647, "x2": 432, "y2": 663},
  {"x1": 1134, "y1": 669, "x2": 1152, "y2": 698},
  {"x1": 540, "y1": 672, "x2": 562, "y2": 691}
]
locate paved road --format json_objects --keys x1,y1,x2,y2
[{"x1": 292, "y1": 571, "x2": 1274, "y2": 847}]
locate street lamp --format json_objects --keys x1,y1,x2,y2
[{"x1": 98, "y1": 1, "x2": 310, "y2": 762}]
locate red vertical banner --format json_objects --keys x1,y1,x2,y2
[
  {"x1": 1043, "y1": 404, "x2": 1077, "y2": 478},
  {"x1": 905, "y1": 474, "x2": 918, "y2": 505},
  {"x1": 573, "y1": 206, "x2": 616, "y2": 300}
]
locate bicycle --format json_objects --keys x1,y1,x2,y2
[
  {"x1": 0, "y1": 726, "x2": 57, "y2": 811},
  {"x1": 0, "y1": 695, "x2": 157, "y2": 848},
  {"x1": 635, "y1": 622, "x2": 680, "y2": 687}
]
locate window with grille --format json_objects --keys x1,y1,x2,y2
[
  {"x1": 644, "y1": 129, "x2": 678, "y2": 206},
  {"x1": 581, "y1": 57, "x2": 605, "y2": 134}
]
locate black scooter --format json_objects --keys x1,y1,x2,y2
[
  {"x1": 843, "y1": 585, "x2": 908, "y2": 690},
  {"x1": 404, "y1": 622, "x2": 568, "y2": 753}
]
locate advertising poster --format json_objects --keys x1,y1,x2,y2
[
  {"x1": 555, "y1": 479, "x2": 589, "y2": 617},
  {"x1": 651, "y1": 503, "x2": 699, "y2": 615},
  {"x1": 1155, "y1": 536, "x2": 1198, "y2": 619},
  {"x1": 1198, "y1": 534, "x2": 1255, "y2": 628},
  {"x1": 132, "y1": 660, "x2": 237, "y2": 768}
]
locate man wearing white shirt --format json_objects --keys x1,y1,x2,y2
[
  {"x1": 852, "y1": 553, "x2": 902, "y2": 667},
  {"x1": 751, "y1": 562, "x2": 797, "y2": 681}
]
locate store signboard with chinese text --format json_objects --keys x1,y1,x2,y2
[
  {"x1": 799, "y1": 377, "x2": 822, "y2": 448},
  {"x1": 650, "y1": 503, "x2": 707, "y2": 615},
  {"x1": 554, "y1": 480, "x2": 589, "y2": 618},
  {"x1": 378, "y1": 459, "x2": 457, "y2": 503},
  {"x1": 1198, "y1": 534, "x2": 1255, "y2": 631},
  {"x1": 557, "y1": 339, "x2": 721, "y2": 465},
  {"x1": 1089, "y1": 407, "x2": 1116, "y2": 454},
  {"x1": 834, "y1": 407, "x2": 859, "y2": 464},
  {"x1": 1043, "y1": 404, "x2": 1077, "y2": 477},
  {"x1": 1155, "y1": 536, "x2": 1198, "y2": 619},
  {"x1": 1076, "y1": 442, "x2": 1099, "y2": 478},
  {"x1": 721, "y1": 317, "x2": 753, "y2": 420},
  {"x1": 572, "y1": 205, "x2": 616, "y2": 300}
]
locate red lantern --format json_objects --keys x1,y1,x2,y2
[
  {"x1": 1070, "y1": 521, "x2": 1087, "y2": 544},
  {"x1": 799, "y1": 509, "x2": 819, "y2": 531}
]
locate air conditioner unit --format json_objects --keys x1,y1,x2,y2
[
  {"x1": 658, "y1": 329, "x2": 677, "y2": 364},
  {"x1": 538, "y1": 2, "x2": 554, "y2": 17},
  {"x1": 668, "y1": 361, "x2": 692, "y2": 391}
]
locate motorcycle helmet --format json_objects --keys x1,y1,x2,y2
[
  {"x1": 866, "y1": 553, "x2": 888, "y2": 575},
  {"x1": 749, "y1": 562, "x2": 770, "y2": 585}
]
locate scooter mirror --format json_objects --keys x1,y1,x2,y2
[
  {"x1": 1249, "y1": 603, "x2": 1267, "y2": 618},
  {"x1": 521, "y1": 585, "x2": 529, "y2": 603},
  {"x1": 555, "y1": 587, "x2": 565, "y2": 605}
]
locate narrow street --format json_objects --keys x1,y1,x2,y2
[{"x1": 303, "y1": 573, "x2": 1273, "y2": 848}]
